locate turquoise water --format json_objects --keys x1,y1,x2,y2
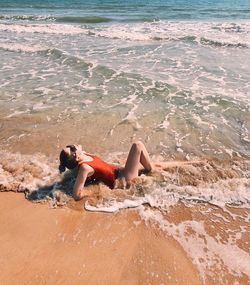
[{"x1": 1, "y1": 0, "x2": 250, "y2": 22}]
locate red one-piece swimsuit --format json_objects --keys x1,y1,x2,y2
[{"x1": 78, "y1": 154, "x2": 119, "y2": 189}]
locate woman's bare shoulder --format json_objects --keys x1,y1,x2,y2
[{"x1": 78, "y1": 163, "x2": 94, "y2": 173}]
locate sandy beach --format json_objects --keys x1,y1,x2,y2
[{"x1": 1, "y1": 191, "x2": 249, "y2": 285}]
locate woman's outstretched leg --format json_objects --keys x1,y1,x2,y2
[{"x1": 123, "y1": 141, "x2": 153, "y2": 184}]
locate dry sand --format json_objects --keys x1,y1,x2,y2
[{"x1": 1, "y1": 192, "x2": 249, "y2": 285}]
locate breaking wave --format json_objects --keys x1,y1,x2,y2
[
  {"x1": 1, "y1": 150, "x2": 249, "y2": 210},
  {"x1": 0, "y1": 15, "x2": 112, "y2": 24},
  {"x1": 56, "y1": 16, "x2": 112, "y2": 24},
  {"x1": 0, "y1": 14, "x2": 55, "y2": 21},
  {"x1": 0, "y1": 20, "x2": 249, "y2": 48},
  {"x1": 0, "y1": 43, "x2": 91, "y2": 67}
]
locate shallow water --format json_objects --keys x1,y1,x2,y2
[
  {"x1": 1, "y1": 20, "x2": 250, "y2": 157},
  {"x1": 1, "y1": 1, "x2": 250, "y2": 157}
]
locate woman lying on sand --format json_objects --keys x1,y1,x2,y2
[{"x1": 59, "y1": 141, "x2": 153, "y2": 200}]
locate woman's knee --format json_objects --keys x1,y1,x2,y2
[{"x1": 132, "y1": 141, "x2": 144, "y2": 151}]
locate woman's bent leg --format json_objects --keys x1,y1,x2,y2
[{"x1": 123, "y1": 141, "x2": 152, "y2": 184}]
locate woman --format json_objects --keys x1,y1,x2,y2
[{"x1": 59, "y1": 141, "x2": 153, "y2": 201}]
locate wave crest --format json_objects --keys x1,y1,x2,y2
[
  {"x1": 0, "y1": 151, "x2": 58, "y2": 193},
  {"x1": 0, "y1": 151, "x2": 249, "y2": 210},
  {"x1": 0, "y1": 14, "x2": 55, "y2": 21},
  {"x1": 200, "y1": 37, "x2": 247, "y2": 48},
  {"x1": 56, "y1": 16, "x2": 112, "y2": 24},
  {"x1": 0, "y1": 21, "x2": 249, "y2": 48}
]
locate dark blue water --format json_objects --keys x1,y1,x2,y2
[{"x1": 1, "y1": 0, "x2": 250, "y2": 22}]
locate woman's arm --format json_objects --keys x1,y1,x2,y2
[{"x1": 73, "y1": 164, "x2": 94, "y2": 201}]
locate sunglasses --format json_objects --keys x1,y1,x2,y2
[{"x1": 66, "y1": 145, "x2": 77, "y2": 153}]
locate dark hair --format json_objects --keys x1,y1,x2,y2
[{"x1": 59, "y1": 149, "x2": 78, "y2": 173}]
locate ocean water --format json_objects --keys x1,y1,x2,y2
[
  {"x1": 0, "y1": 0, "x2": 250, "y2": 157},
  {"x1": 0, "y1": 1, "x2": 250, "y2": 282}
]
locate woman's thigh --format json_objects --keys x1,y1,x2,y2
[{"x1": 123, "y1": 143, "x2": 141, "y2": 181}]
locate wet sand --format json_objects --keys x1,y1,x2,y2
[{"x1": 1, "y1": 192, "x2": 249, "y2": 285}]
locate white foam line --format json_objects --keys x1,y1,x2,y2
[
  {"x1": 139, "y1": 207, "x2": 250, "y2": 281},
  {"x1": 192, "y1": 113, "x2": 217, "y2": 130},
  {"x1": 0, "y1": 42, "x2": 47, "y2": 53},
  {"x1": 85, "y1": 198, "x2": 148, "y2": 213},
  {"x1": 157, "y1": 108, "x2": 177, "y2": 130},
  {"x1": 34, "y1": 87, "x2": 52, "y2": 95},
  {"x1": 0, "y1": 23, "x2": 87, "y2": 35},
  {"x1": 122, "y1": 100, "x2": 142, "y2": 128},
  {"x1": 240, "y1": 121, "x2": 250, "y2": 143},
  {"x1": 171, "y1": 130, "x2": 190, "y2": 153},
  {"x1": 0, "y1": 81, "x2": 11, "y2": 88},
  {"x1": 5, "y1": 109, "x2": 30, "y2": 118},
  {"x1": 89, "y1": 20, "x2": 250, "y2": 45}
]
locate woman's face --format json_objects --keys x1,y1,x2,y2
[{"x1": 64, "y1": 144, "x2": 83, "y2": 161}]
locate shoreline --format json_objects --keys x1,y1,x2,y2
[{"x1": 1, "y1": 192, "x2": 249, "y2": 285}]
